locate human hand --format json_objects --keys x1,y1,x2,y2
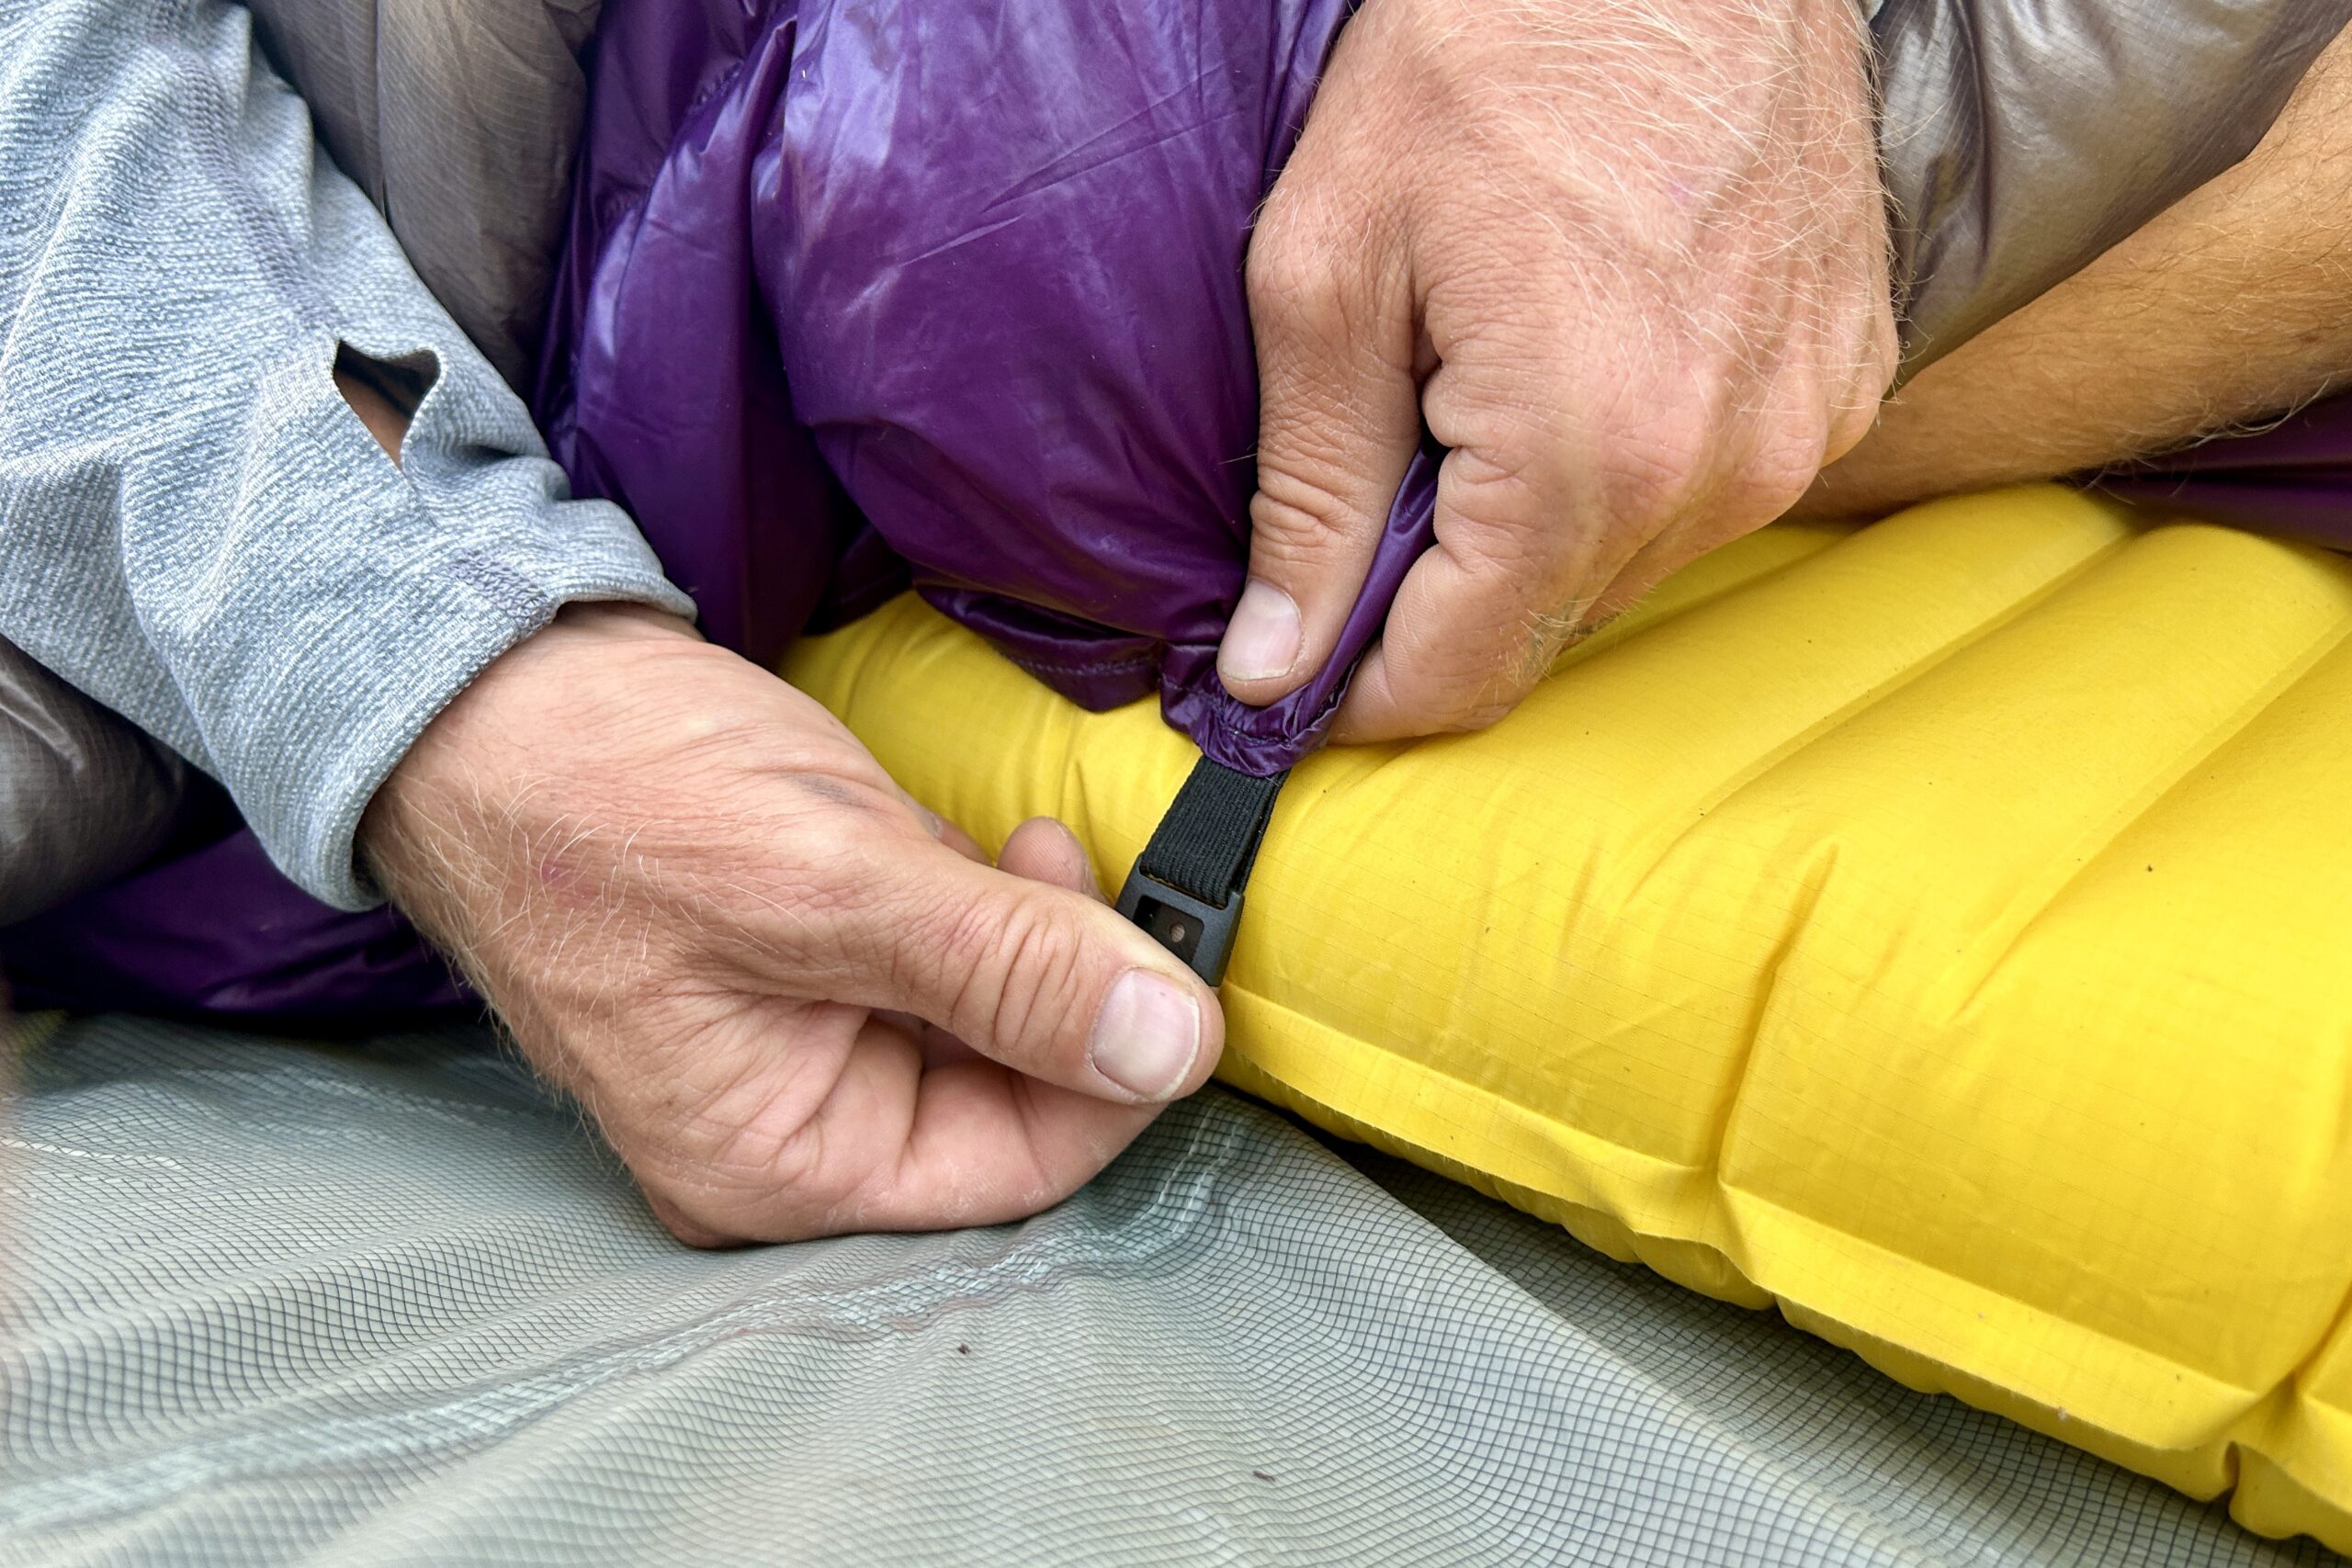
[
  {"x1": 361, "y1": 605, "x2": 1223, "y2": 1244},
  {"x1": 1220, "y1": 0, "x2": 1896, "y2": 739}
]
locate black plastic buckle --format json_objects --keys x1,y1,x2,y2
[{"x1": 1115, "y1": 868, "x2": 1244, "y2": 987}]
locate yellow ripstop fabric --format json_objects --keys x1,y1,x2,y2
[{"x1": 780, "y1": 486, "x2": 2352, "y2": 1553}]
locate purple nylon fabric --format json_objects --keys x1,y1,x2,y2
[
  {"x1": 0, "y1": 826, "x2": 468, "y2": 1021},
  {"x1": 535, "y1": 2, "x2": 849, "y2": 668},
  {"x1": 2097, "y1": 391, "x2": 2352, "y2": 547},
  {"x1": 7, "y1": 0, "x2": 1408, "y2": 1021},
  {"x1": 539, "y1": 0, "x2": 1428, "y2": 774}
]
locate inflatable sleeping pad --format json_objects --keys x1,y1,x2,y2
[{"x1": 783, "y1": 485, "x2": 2352, "y2": 1555}]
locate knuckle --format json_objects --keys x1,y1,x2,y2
[
  {"x1": 1821, "y1": 299, "x2": 1898, "y2": 441},
  {"x1": 1826, "y1": 347, "x2": 1894, "y2": 459},
  {"x1": 632, "y1": 1060, "x2": 838, "y2": 1224},
  {"x1": 643, "y1": 1193, "x2": 735, "y2": 1249},
  {"x1": 1865, "y1": 321, "x2": 1900, "y2": 394},
  {"x1": 1248, "y1": 193, "x2": 1402, "y2": 364},
  {"x1": 1243, "y1": 232, "x2": 1306, "y2": 311},
  {"x1": 1825, "y1": 392, "x2": 1881, "y2": 465},
  {"x1": 1247, "y1": 471, "x2": 1354, "y2": 561},
  {"x1": 1246, "y1": 251, "x2": 1345, "y2": 355},
  {"x1": 1738, "y1": 417, "x2": 1830, "y2": 513},
  {"x1": 933, "y1": 886, "x2": 1091, "y2": 1056},
  {"x1": 1397, "y1": 622, "x2": 1542, "y2": 737},
  {"x1": 1438, "y1": 438, "x2": 1557, "y2": 552},
  {"x1": 1598, "y1": 404, "x2": 1714, "y2": 527},
  {"x1": 1245, "y1": 198, "x2": 1340, "y2": 319},
  {"x1": 1436, "y1": 664, "x2": 1532, "y2": 735},
  {"x1": 1441, "y1": 687, "x2": 1521, "y2": 737}
]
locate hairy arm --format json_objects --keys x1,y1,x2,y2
[{"x1": 1793, "y1": 24, "x2": 2352, "y2": 523}]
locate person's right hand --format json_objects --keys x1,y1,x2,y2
[{"x1": 359, "y1": 604, "x2": 1223, "y2": 1245}]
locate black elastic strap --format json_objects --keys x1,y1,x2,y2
[
  {"x1": 1136, "y1": 758, "x2": 1288, "y2": 905},
  {"x1": 1114, "y1": 758, "x2": 1288, "y2": 987}
]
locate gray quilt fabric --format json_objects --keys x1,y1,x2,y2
[
  {"x1": 0, "y1": 644, "x2": 187, "y2": 927},
  {"x1": 0, "y1": 1015, "x2": 2338, "y2": 1567}
]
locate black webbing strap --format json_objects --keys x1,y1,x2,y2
[{"x1": 1114, "y1": 758, "x2": 1289, "y2": 987}]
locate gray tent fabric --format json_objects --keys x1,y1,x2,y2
[{"x1": 1, "y1": 1014, "x2": 2340, "y2": 1566}]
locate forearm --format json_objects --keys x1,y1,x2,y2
[
  {"x1": 0, "y1": 0, "x2": 692, "y2": 910},
  {"x1": 1795, "y1": 24, "x2": 2352, "y2": 523}
]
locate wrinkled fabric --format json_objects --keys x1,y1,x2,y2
[
  {"x1": 4, "y1": 1013, "x2": 2340, "y2": 1566},
  {"x1": 0, "y1": 642, "x2": 191, "y2": 928},
  {"x1": 539, "y1": 0, "x2": 1429, "y2": 775},
  {"x1": 0, "y1": 0, "x2": 693, "y2": 913},
  {"x1": 16, "y1": 0, "x2": 2352, "y2": 1020},
  {"x1": 2099, "y1": 391, "x2": 2352, "y2": 547},
  {"x1": 0, "y1": 0, "x2": 613, "y2": 991},
  {"x1": 0, "y1": 0, "x2": 687, "y2": 1024},
  {"x1": 544, "y1": 0, "x2": 2352, "y2": 776},
  {"x1": 243, "y1": 0, "x2": 603, "y2": 391},
  {"x1": 1, "y1": 826, "x2": 468, "y2": 1021}
]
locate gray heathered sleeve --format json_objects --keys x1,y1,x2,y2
[{"x1": 0, "y1": 0, "x2": 697, "y2": 910}]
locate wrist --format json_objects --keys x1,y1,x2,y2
[{"x1": 359, "y1": 602, "x2": 699, "y2": 901}]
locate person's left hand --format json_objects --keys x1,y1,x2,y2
[{"x1": 1219, "y1": 0, "x2": 1897, "y2": 740}]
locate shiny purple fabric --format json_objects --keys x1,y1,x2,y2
[
  {"x1": 1, "y1": 826, "x2": 468, "y2": 1022},
  {"x1": 2098, "y1": 391, "x2": 2352, "y2": 547},
  {"x1": 538, "y1": 0, "x2": 1432, "y2": 775},
  {"x1": 5, "y1": 0, "x2": 1415, "y2": 1020}
]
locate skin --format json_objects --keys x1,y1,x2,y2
[
  {"x1": 348, "y1": 0, "x2": 1899, "y2": 1246},
  {"x1": 1216, "y1": 0, "x2": 1897, "y2": 740}
]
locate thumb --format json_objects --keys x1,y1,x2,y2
[
  {"x1": 878, "y1": 837, "x2": 1226, "y2": 1105},
  {"x1": 1221, "y1": 186, "x2": 1421, "y2": 705}
]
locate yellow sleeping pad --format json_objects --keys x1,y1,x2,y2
[{"x1": 782, "y1": 485, "x2": 2352, "y2": 1553}]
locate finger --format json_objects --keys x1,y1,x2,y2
[
  {"x1": 1324, "y1": 446, "x2": 1622, "y2": 744},
  {"x1": 997, "y1": 817, "x2": 1102, "y2": 900},
  {"x1": 937, "y1": 819, "x2": 988, "y2": 864},
  {"x1": 909, "y1": 816, "x2": 1104, "y2": 1076},
  {"x1": 643, "y1": 1191, "x2": 735, "y2": 1249},
  {"x1": 1571, "y1": 362, "x2": 1844, "y2": 631},
  {"x1": 874, "y1": 1008, "x2": 983, "y2": 1069},
  {"x1": 917, "y1": 1028, "x2": 984, "y2": 1069},
  {"x1": 1220, "y1": 175, "x2": 1420, "y2": 706},
  {"x1": 1570, "y1": 486, "x2": 1787, "y2": 639},
  {"x1": 884, "y1": 819, "x2": 1101, "y2": 1078},
  {"x1": 875, "y1": 842, "x2": 1225, "y2": 1108},
  {"x1": 1328, "y1": 548, "x2": 1552, "y2": 746}
]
